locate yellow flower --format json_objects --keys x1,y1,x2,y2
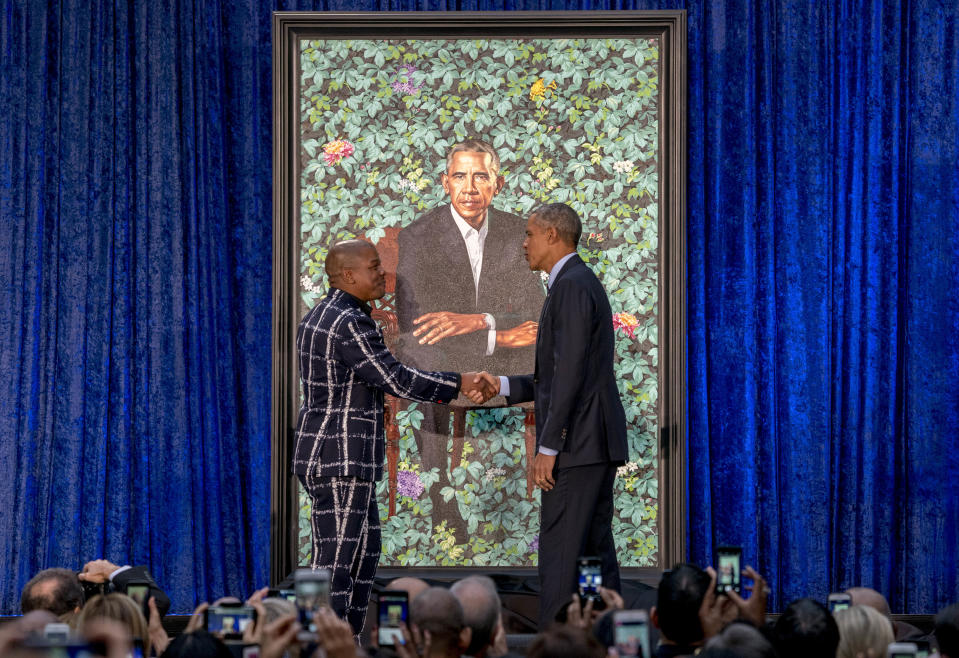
[{"x1": 530, "y1": 77, "x2": 557, "y2": 102}]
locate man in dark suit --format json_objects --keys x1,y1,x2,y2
[
  {"x1": 395, "y1": 139, "x2": 545, "y2": 538},
  {"x1": 480, "y1": 202, "x2": 629, "y2": 628},
  {"x1": 293, "y1": 239, "x2": 492, "y2": 634}
]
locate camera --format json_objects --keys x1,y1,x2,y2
[
  {"x1": 827, "y1": 592, "x2": 852, "y2": 613},
  {"x1": 613, "y1": 610, "x2": 650, "y2": 658},
  {"x1": 577, "y1": 556, "x2": 605, "y2": 610},
  {"x1": 377, "y1": 591, "x2": 409, "y2": 647},
  {"x1": 714, "y1": 546, "x2": 742, "y2": 595},
  {"x1": 204, "y1": 602, "x2": 258, "y2": 639},
  {"x1": 294, "y1": 568, "x2": 331, "y2": 640}
]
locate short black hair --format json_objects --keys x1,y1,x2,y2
[
  {"x1": 530, "y1": 203, "x2": 582, "y2": 247},
  {"x1": 527, "y1": 625, "x2": 606, "y2": 658},
  {"x1": 771, "y1": 597, "x2": 840, "y2": 658},
  {"x1": 935, "y1": 603, "x2": 959, "y2": 657},
  {"x1": 21, "y1": 568, "x2": 84, "y2": 616},
  {"x1": 655, "y1": 563, "x2": 712, "y2": 645}
]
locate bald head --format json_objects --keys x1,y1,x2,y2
[
  {"x1": 846, "y1": 587, "x2": 891, "y2": 617},
  {"x1": 411, "y1": 587, "x2": 471, "y2": 657},
  {"x1": 325, "y1": 239, "x2": 385, "y2": 301},
  {"x1": 326, "y1": 239, "x2": 375, "y2": 280},
  {"x1": 451, "y1": 576, "x2": 501, "y2": 656},
  {"x1": 387, "y1": 577, "x2": 431, "y2": 601}
]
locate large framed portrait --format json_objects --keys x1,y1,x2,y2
[{"x1": 272, "y1": 11, "x2": 687, "y2": 583}]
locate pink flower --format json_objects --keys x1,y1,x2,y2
[
  {"x1": 323, "y1": 139, "x2": 355, "y2": 166},
  {"x1": 612, "y1": 312, "x2": 639, "y2": 339}
]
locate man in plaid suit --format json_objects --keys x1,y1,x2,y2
[{"x1": 293, "y1": 239, "x2": 493, "y2": 634}]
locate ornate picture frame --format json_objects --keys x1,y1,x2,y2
[{"x1": 272, "y1": 10, "x2": 687, "y2": 584}]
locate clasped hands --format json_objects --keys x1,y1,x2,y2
[{"x1": 460, "y1": 371, "x2": 501, "y2": 404}]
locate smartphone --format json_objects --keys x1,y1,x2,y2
[
  {"x1": 295, "y1": 568, "x2": 331, "y2": 638},
  {"x1": 888, "y1": 643, "x2": 918, "y2": 658},
  {"x1": 125, "y1": 580, "x2": 152, "y2": 618},
  {"x1": 43, "y1": 623, "x2": 71, "y2": 643},
  {"x1": 613, "y1": 609, "x2": 650, "y2": 658},
  {"x1": 267, "y1": 588, "x2": 297, "y2": 604},
  {"x1": 205, "y1": 603, "x2": 257, "y2": 639},
  {"x1": 577, "y1": 556, "x2": 605, "y2": 610},
  {"x1": 715, "y1": 546, "x2": 742, "y2": 595},
  {"x1": 378, "y1": 591, "x2": 409, "y2": 647},
  {"x1": 827, "y1": 592, "x2": 852, "y2": 613}
]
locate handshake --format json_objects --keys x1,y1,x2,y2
[{"x1": 460, "y1": 372, "x2": 501, "y2": 404}]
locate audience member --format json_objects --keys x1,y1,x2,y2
[
  {"x1": 846, "y1": 586, "x2": 926, "y2": 643},
  {"x1": 834, "y1": 604, "x2": 894, "y2": 658},
  {"x1": 704, "y1": 621, "x2": 777, "y2": 658},
  {"x1": 770, "y1": 598, "x2": 839, "y2": 658},
  {"x1": 387, "y1": 577, "x2": 431, "y2": 601},
  {"x1": 450, "y1": 576, "x2": 508, "y2": 658},
  {"x1": 20, "y1": 568, "x2": 85, "y2": 616},
  {"x1": 410, "y1": 587, "x2": 471, "y2": 658},
  {"x1": 650, "y1": 564, "x2": 712, "y2": 657},
  {"x1": 935, "y1": 603, "x2": 959, "y2": 658},
  {"x1": 79, "y1": 559, "x2": 170, "y2": 617},
  {"x1": 526, "y1": 625, "x2": 606, "y2": 658},
  {"x1": 161, "y1": 629, "x2": 234, "y2": 658},
  {"x1": 76, "y1": 593, "x2": 150, "y2": 656}
]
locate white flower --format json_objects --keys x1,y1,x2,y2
[
  {"x1": 398, "y1": 178, "x2": 415, "y2": 191},
  {"x1": 301, "y1": 275, "x2": 322, "y2": 294},
  {"x1": 613, "y1": 159, "x2": 635, "y2": 174},
  {"x1": 539, "y1": 271, "x2": 550, "y2": 284},
  {"x1": 484, "y1": 467, "x2": 506, "y2": 482},
  {"x1": 616, "y1": 461, "x2": 639, "y2": 477}
]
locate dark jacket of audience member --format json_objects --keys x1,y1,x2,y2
[
  {"x1": 771, "y1": 598, "x2": 839, "y2": 658},
  {"x1": 161, "y1": 630, "x2": 233, "y2": 658}
]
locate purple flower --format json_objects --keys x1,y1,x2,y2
[
  {"x1": 390, "y1": 66, "x2": 423, "y2": 96},
  {"x1": 396, "y1": 469, "x2": 424, "y2": 499},
  {"x1": 528, "y1": 535, "x2": 540, "y2": 554}
]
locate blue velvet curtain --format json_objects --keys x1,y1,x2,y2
[{"x1": 1, "y1": 0, "x2": 957, "y2": 615}]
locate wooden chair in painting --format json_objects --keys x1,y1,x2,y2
[{"x1": 366, "y1": 227, "x2": 539, "y2": 517}]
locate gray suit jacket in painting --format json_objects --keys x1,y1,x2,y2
[
  {"x1": 293, "y1": 288, "x2": 461, "y2": 482},
  {"x1": 395, "y1": 205, "x2": 545, "y2": 375},
  {"x1": 506, "y1": 255, "x2": 628, "y2": 468}
]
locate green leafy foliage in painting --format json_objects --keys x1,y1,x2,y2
[{"x1": 297, "y1": 37, "x2": 660, "y2": 568}]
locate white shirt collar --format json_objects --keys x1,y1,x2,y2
[
  {"x1": 548, "y1": 252, "x2": 577, "y2": 289},
  {"x1": 449, "y1": 204, "x2": 489, "y2": 242}
]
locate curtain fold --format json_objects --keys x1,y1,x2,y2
[{"x1": 1, "y1": 0, "x2": 957, "y2": 614}]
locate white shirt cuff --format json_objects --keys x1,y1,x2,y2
[
  {"x1": 109, "y1": 565, "x2": 132, "y2": 581},
  {"x1": 498, "y1": 376, "x2": 510, "y2": 397},
  {"x1": 538, "y1": 447, "x2": 559, "y2": 456},
  {"x1": 484, "y1": 314, "x2": 496, "y2": 356}
]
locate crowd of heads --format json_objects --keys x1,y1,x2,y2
[{"x1": 4, "y1": 561, "x2": 958, "y2": 658}]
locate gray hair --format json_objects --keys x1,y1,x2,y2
[
  {"x1": 446, "y1": 139, "x2": 501, "y2": 175},
  {"x1": 451, "y1": 576, "x2": 501, "y2": 655},
  {"x1": 530, "y1": 202, "x2": 582, "y2": 247},
  {"x1": 706, "y1": 621, "x2": 778, "y2": 658}
]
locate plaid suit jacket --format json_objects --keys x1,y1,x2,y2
[{"x1": 293, "y1": 288, "x2": 460, "y2": 481}]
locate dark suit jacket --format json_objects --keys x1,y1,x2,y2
[
  {"x1": 112, "y1": 565, "x2": 171, "y2": 617},
  {"x1": 293, "y1": 288, "x2": 461, "y2": 481},
  {"x1": 395, "y1": 205, "x2": 545, "y2": 374},
  {"x1": 506, "y1": 255, "x2": 628, "y2": 468}
]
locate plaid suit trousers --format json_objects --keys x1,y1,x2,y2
[{"x1": 299, "y1": 474, "x2": 380, "y2": 635}]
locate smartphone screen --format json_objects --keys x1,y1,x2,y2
[
  {"x1": 295, "y1": 568, "x2": 331, "y2": 635},
  {"x1": 613, "y1": 611, "x2": 650, "y2": 658},
  {"x1": 827, "y1": 593, "x2": 852, "y2": 613},
  {"x1": 378, "y1": 592, "x2": 409, "y2": 646},
  {"x1": 577, "y1": 557, "x2": 603, "y2": 600},
  {"x1": 913, "y1": 641, "x2": 931, "y2": 658},
  {"x1": 715, "y1": 547, "x2": 742, "y2": 594},
  {"x1": 206, "y1": 605, "x2": 256, "y2": 637}
]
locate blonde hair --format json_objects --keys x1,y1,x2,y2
[
  {"x1": 835, "y1": 604, "x2": 894, "y2": 658},
  {"x1": 77, "y1": 593, "x2": 150, "y2": 655}
]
